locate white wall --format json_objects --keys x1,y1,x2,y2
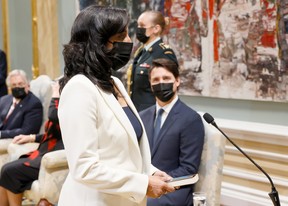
[
  {"x1": 8, "y1": 0, "x2": 33, "y2": 79},
  {"x1": 57, "y1": 0, "x2": 77, "y2": 73},
  {"x1": 181, "y1": 95, "x2": 288, "y2": 126}
]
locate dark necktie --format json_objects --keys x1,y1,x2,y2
[{"x1": 153, "y1": 108, "x2": 164, "y2": 146}]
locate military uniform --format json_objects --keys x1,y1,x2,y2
[{"x1": 127, "y1": 39, "x2": 178, "y2": 111}]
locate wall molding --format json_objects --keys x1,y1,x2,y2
[
  {"x1": 225, "y1": 145, "x2": 288, "y2": 163},
  {"x1": 221, "y1": 182, "x2": 288, "y2": 206},
  {"x1": 216, "y1": 118, "x2": 288, "y2": 206}
]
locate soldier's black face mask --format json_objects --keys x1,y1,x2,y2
[
  {"x1": 109, "y1": 42, "x2": 133, "y2": 71},
  {"x1": 151, "y1": 82, "x2": 175, "y2": 102},
  {"x1": 136, "y1": 27, "x2": 149, "y2": 43}
]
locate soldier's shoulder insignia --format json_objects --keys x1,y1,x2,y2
[
  {"x1": 148, "y1": 47, "x2": 153, "y2": 52},
  {"x1": 164, "y1": 51, "x2": 173, "y2": 55},
  {"x1": 159, "y1": 42, "x2": 171, "y2": 50}
]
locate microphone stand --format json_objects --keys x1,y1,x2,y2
[{"x1": 204, "y1": 113, "x2": 281, "y2": 206}]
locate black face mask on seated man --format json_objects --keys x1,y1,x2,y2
[
  {"x1": 12, "y1": 87, "x2": 27, "y2": 99},
  {"x1": 109, "y1": 42, "x2": 133, "y2": 71},
  {"x1": 151, "y1": 82, "x2": 175, "y2": 102}
]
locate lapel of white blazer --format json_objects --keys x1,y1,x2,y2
[
  {"x1": 114, "y1": 77, "x2": 153, "y2": 173},
  {"x1": 97, "y1": 77, "x2": 141, "y2": 151},
  {"x1": 112, "y1": 77, "x2": 154, "y2": 173}
]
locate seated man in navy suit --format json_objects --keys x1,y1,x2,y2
[
  {"x1": 140, "y1": 58, "x2": 205, "y2": 206},
  {"x1": 0, "y1": 69, "x2": 43, "y2": 139}
]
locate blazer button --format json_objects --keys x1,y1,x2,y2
[{"x1": 140, "y1": 70, "x2": 144, "y2": 74}]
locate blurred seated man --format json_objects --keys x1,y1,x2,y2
[
  {"x1": 0, "y1": 80, "x2": 63, "y2": 206},
  {"x1": 0, "y1": 69, "x2": 43, "y2": 139},
  {"x1": 140, "y1": 58, "x2": 205, "y2": 206}
]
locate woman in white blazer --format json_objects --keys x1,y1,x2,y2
[{"x1": 58, "y1": 6, "x2": 175, "y2": 206}]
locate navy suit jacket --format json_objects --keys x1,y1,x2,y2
[
  {"x1": 140, "y1": 99, "x2": 205, "y2": 206},
  {"x1": 0, "y1": 91, "x2": 43, "y2": 138}
]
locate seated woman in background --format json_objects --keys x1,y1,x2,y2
[{"x1": 0, "y1": 80, "x2": 63, "y2": 206}]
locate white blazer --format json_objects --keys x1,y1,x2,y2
[{"x1": 58, "y1": 75, "x2": 156, "y2": 206}]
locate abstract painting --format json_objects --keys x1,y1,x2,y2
[{"x1": 78, "y1": 0, "x2": 288, "y2": 102}]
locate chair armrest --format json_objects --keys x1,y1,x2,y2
[
  {"x1": 25, "y1": 150, "x2": 68, "y2": 204},
  {"x1": 41, "y1": 150, "x2": 68, "y2": 169},
  {"x1": 33, "y1": 149, "x2": 68, "y2": 204},
  {"x1": 0, "y1": 139, "x2": 13, "y2": 154},
  {"x1": 0, "y1": 139, "x2": 13, "y2": 170},
  {"x1": 7, "y1": 142, "x2": 39, "y2": 161}
]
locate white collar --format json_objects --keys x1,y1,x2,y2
[
  {"x1": 156, "y1": 95, "x2": 178, "y2": 114},
  {"x1": 144, "y1": 37, "x2": 161, "y2": 51}
]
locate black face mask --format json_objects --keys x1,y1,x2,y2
[
  {"x1": 12, "y1": 87, "x2": 27, "y2": 99},
  {"x1": 136, "y1": 27, "x2": 149, "y2": 43},
  {"x1": 110, "y1": 42, "x2": 133, "y2": 71},
  {"x1": 151, "y1": 83, "x2": 175, "y2": 102}
]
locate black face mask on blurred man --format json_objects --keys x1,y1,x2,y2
[{"x1": 12, "y1": 87, "x2": 27, "y2": 99}]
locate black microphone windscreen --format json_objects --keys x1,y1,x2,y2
[{"x1": 203, "y1": 113, "x2": 214, "y2": 124}]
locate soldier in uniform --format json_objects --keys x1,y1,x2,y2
[{"x1": 127, "y1": 10, "x2": 178, "y2": 112}]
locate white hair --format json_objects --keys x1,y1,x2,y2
[{"x1": 6, "y1": 69, "x2": 29, "y2": 87}]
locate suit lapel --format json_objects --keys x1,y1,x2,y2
[
  {"x1": 0, "y1": 97, "x2": 12, "y2": 128},
  {"x1": 136, "y1": 39, "x2": 162, "y2": 66},
  {"x1": 145, "y1": 107, "x2": 156, "y2": 151},
  {"x1": 133, "y1": 45, "x2": 144, "y2": 65},
  {"x1": 114, "y1": 77, "x2": 144, "y2": 144},
  {"x1": 137, "y1": 49, "x2": 150, "y2": 64},
  {"x1": 1, "y1": 97, "x2": 12, "y2": 119},
  {"x1": 97, "y1": 77, "x2": 140, "y2": 150},
  {"x1": 5, "y1": 93, "x2": 30, "y2": 126},
  {"x1": 151, "y1": 100, "x2": 181, "y2": 157}
]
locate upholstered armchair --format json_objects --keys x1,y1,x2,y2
[
  {"x1": 194, "y1": 112, "x2": 226, "y2": 206},
  {"x1": 7, "y1": 142, "x2": 39, "y2": 161},
  {"x1": 6, "y1": 144, "x2": 68, "y2": 206},
  {"x1": 30, "y1": 75, "x2": 53, "y2": 134},
  {"x1": 0, "y1": 139, "x2": 13, "y2": 170},
  {"x1": 24, "y1": 149, "x2": 68, "y2": 205}
]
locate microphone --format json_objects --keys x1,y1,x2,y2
[{"x1": 203, "y1": 113, "x2": 281, "y2": 206}]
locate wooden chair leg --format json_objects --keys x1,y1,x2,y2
[{"x1": 37, "y1": 198, "x2": 53, "y2": 206}]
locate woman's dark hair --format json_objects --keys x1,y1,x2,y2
[
  {"x1": 150, "y1": 58, "x2": 179, "y2": 79},
  {"x1": 60, "y1": 5, "x2": 129, "y2": 93}
]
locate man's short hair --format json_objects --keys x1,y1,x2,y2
[{"x1": 150, "y1": 58, "x2": 179, "y2": 79}]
